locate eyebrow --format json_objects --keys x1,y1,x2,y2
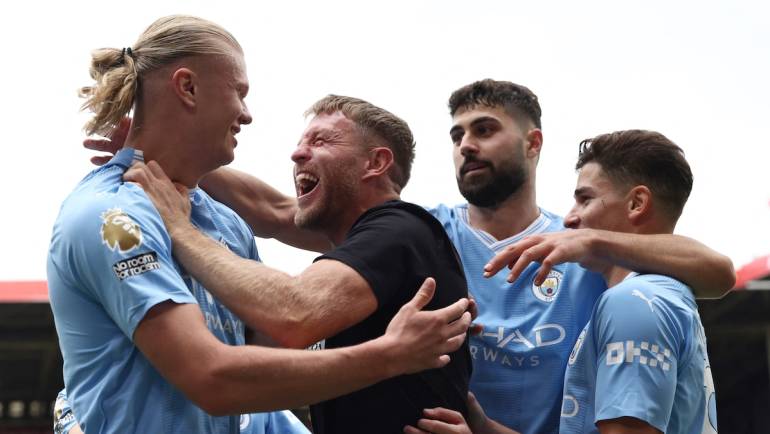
[
  {"x1": 449, "y1": 116, "x2": 500, "y2": 135},
  {"x1": 573, "y1": 186, "x2": 593, "y2": 197}
]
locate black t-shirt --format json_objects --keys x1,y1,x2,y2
[{"x1": 309, "y1": 200, "x2": 472, "y2": 434}]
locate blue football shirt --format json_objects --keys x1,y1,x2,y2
[
  {"x1": 429, "y1": 204, "x2": 606, "y2": 434},
  {"x1": 560, "y1": 273, "x2": 717, "y2": 433},
  {"x1": 48, "y1": 148, "x2": 258, "y2": 434}
]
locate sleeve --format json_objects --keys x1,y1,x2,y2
[
  {"x1": 316, "y1": 208, "x2": 417, "y2": 308},
  {"x1": 65, "y1": 190, "x2": 197, "y2": 339},
  {"x1": 592, "y1": 282, "x2": 685, "y2": 432},
  {"x1": 53, "y1": 389, "x2": 78, "y2": 434},
  {"x1": 265, "y1": 410, "x2": 311, "y2": 434}
]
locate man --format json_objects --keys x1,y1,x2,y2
[
  {"x1": 485, "y1": 130, "x2": 717, "y2": 433},
  {"x1": 408, "y1": 131, "x2": 719, "y2": 434},
  {"x1": 49, "y1": 16, "x2": 471, "y2": 434},
  {"x1": 88, "y1": 81, "x2": 733, "y2": 433},
  {"x1": 123, "y1": 95, "x2": 473, "y2": 434}
]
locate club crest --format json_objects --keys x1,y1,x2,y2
[
  {"x1": 100, "y1": 208, "x2": 143, "y2": 253},
  {"x1": 532, "y1": 269, "x2": 563, "y2": 302}
]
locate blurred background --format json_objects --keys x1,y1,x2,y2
[{"x1": 1, "y1": 0, "x2": 768, "y2": 432}]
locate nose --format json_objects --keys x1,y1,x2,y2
[
  {"x1": 240, "y1": 102, "x2": 253, "y2": 126},
  {"x1": 291, "y1": 142, "x2": 311, "y2": 164},
  {"x1": 458, "y1": 135, "x2": 479, "y2": 157},
  {"x1": 564, "y1": 207, "x2": 580, "y2": 229}
]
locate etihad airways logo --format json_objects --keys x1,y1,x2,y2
[{"x1": 471, "y1": 323, "x2": 567, "y2": 368}]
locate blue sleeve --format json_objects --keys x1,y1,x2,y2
[
  {"x1": 265, "y1": 410, "x2": 311, "y2": 434},
  {"x1": 240, "y1": 411, "x2": 310, "y2": 434},
  {"x1": 57, "y1": 188, "x2": 197, "y2": 339},
  {"x1": 592, "y1": 281, "x2": 685, "y2": 432},
  {"x1": 53, "y1": 389, "x2": 78, "y2": 434}
]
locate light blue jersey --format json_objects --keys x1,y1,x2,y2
[
  {"x1": 239, "y1": 411, "x2": 310, "y2": 434},
  {"x1": 560, "y1": 273, "x2": 717, "y2": 433},
  {"x1": 55, "y1": 389, "x2": 310, "y2": 434},
  {"x1": 48, "y1": 148, "x2": 258, "y2": 434},
  {"x1": 429, "y1": 204, "x2": 606, "y2": 434}
]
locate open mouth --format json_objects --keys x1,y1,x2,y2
[{"x1": 295, "y1": 172, "x2": 320, "y2": 197}]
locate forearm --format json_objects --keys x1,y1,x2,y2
[
  {"x1": 170, "y1": 223, "x2": 311, "y2": 338},
  {"x1": 205, "y1": 337, "x2": 397, "y2": 414},
  {"x1": 200, "y1": 168, "x2": 331, "y2": 252},
  {"x1": 593, "y1": 231, "x2": 735, "y2": 298}
]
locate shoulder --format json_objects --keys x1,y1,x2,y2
[
  {"x1": 355, "y1": 200, "x2": 439, "y2": 237},
  {"x1": 423, "y1": 202, "x2": 466, "y2": 224}
]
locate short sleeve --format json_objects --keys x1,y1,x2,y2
[
  {"x1": 316, "y1": 207, "x2": 419, "y2": 308},
  {"x1": 592, "y1": 282, "x2": 684, "y2": 431},
  {"x1": 53, "y1": 389, "x2": 78, "y2": 434},
  {"x1": 57, "y1": 187, "x2": 197, "y2": 339}
]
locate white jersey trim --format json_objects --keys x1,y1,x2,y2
[{"x1": 457, "y1": 204, "x2": 552, "y2": 252}]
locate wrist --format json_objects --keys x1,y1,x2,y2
[
  {"x1": 167, "y1": 220, "x2": 197, "y2": 242},
  {"x1": 365, "y1": 335, "x2": 403, "y2": 379}
]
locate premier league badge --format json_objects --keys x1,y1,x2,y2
[{"x1": 532, "y1": 269, "x2": 563, "y2": 302}]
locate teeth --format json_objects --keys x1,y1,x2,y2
[{"x1": 295, "y1": 173, "x2": 319, "y2": 183}]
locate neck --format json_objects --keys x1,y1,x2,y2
[
  {"x1": 124, "y1": 119, "x2": 208, "y2": 188},
  {"x1": 466, "y1": 182, "x2": 539, "y2": 241},
  {"x1": 327, "y1": 191, "x2": 400, "y2": 246},
  {"x1": 605, "y1": 266, "x2": 634, "y2": 287}
]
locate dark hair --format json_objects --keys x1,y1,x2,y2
[
  {"x1": 307, "y1": 95, "x2": 415, "y2": 191},
  {"x1": 577, "y1": 129, "x2": 693, "y2": 221},
  {"x1": 448, "y1": 79, "x2": 542, "y2": 129}
]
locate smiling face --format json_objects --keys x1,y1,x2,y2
[
  {"x1": 564, "y1": 162, "x2": 631, "y2": 232},
  {"x1": 291, "y1": 111, "x2": 368, "y2": 233},
  {"x1": 194, "y1": 49, "x2": 252, "y2": 167},
  {"x1": 450, "y1": 105, "x2": 530, "y2": 208}
]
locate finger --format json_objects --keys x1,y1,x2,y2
[
  {"x1": 441, "y1": 330, "x2": 468, "y2": 353},
  {"x1": 173, "y1": 182, "x2": 190, "y2": 197},
  {"x1": 470, "y1": 322, "x2": 483, "y2": 336},
  {"x1": 507, "y1": 243, "x2": 550, "y2": 283},
  {"x1": 468, "y1": 297, "x2": 478, "y2": 321},
  {"x1": 403, "y1": 425, "x2": 430, "y2": 434},
  {"x1": 83, "y1": 138, "x2": 114, "y2": 152},
  {"x1": 123, "y1": 164, "x2": 151, "y2": 185},
  {"x1": 108, "y1": 116, "x2": 131, "y2": 144},
  {"x1": 533, "y1": 259, "x2": 553, "y2": 287},
  {"x1": 434, "y1": 297, "x2": 469, "y2": 323},
  {"x1": 444, "y1": 312, "x2": 471, "y2": 339},
  {"x1": 483, "y1": 241, "x2": 528, "y2": 276},
  {"x1": 423, "y1": 407, "x2": 465, "y2": 425},
  {"x1": 406, "y1": 277, "x2": 436, "y2": 311},
  {"x1": 416, "y1": 418, "x2": 460, "y2": 433},
  {"x1": 146, "y1": 160, "x2": 171, "y2": 182},
  {"x1": 90, "y1": 155, "x2": 112, "y2": 166}
]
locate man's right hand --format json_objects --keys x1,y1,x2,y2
[
  {"x1": 84, "y1": 117, "x2": 131, "y2": 165},
  {"x1": 383, "y1": 278, "x2": 471, "y2": 375}
]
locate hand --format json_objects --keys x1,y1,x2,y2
[
  {"x1": 84, "y1": 117, "x2": 131, "y2": 165},
  {"x1": 123, "y1": 161, "x2": 192, "y2": 233},
  {"x1": 468, "y1": 296, "x2": 482, "y2": 336},
  {"x1": 384, "y1": 278, "x2": 471, "y2": 375},
  {"x1": 403, "y1": 407, "x2": 472, "y2": 434},
  {"x1": 483, "y1": 229, "x2": 607, "y2": 285}
]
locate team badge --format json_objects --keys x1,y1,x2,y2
[
  {"x1": 532, "y1": 270, "x2": 562, "y2": 302},
  {"x1": 100, "y1": 208, "x2": 142, "y2": 253}
]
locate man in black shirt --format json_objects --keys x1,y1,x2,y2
[{"x1": 124, "y1": 95, "x2": 472, "y2": 433}]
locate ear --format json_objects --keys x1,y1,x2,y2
[
  {"x1": 361, "y1": 147, "x2": 395, "y2": 181},
  {"x1": 525, "y1": 128, "x2": 543, "y2": 160},
  {"x1": 171, "y1": 67, "x2": 197, "y2": 109},
  {"x1": 627, "y1": 185, "x2": 652, "y2": 225}
]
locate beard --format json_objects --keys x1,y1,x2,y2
[
  {"x1": 294, "y1": 164, "x2": 359, "y2": 233},
  {"x1": 457, "y1": 155, "x2": 528, "y2": 209}
]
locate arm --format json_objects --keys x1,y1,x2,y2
[
  {"x1": 134, "y1": 278, "x2": 471, "y2": 415},
  {"x1": 200, "y1": 167, "x2": 331, "y2": 253},
  {"x1": 126, "y1": 161, "x2": 390, "y2": 348},
  {"x1": 484, "y1": 229, "x2": 735, "y2": 299},
  {"x1": 597, "y1": 417, "x2": 662, "y2": 434}
]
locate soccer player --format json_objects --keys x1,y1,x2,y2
[
  {"x1": 48, "y1": 15, "x2": 470, "y2": 434},
  {"x1": 122, "y1": 95, "x2": 473, "y2": 434},
  {"x1": 486, "y1": 130, "x2": 718, "y2": 433}
]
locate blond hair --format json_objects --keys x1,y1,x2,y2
[
  {"x1": 307, "y1": 95, "x2": 416, "y2": 191},
  {"x1": 79, "y1": 15, "x2": 242, "y2": 136}
]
